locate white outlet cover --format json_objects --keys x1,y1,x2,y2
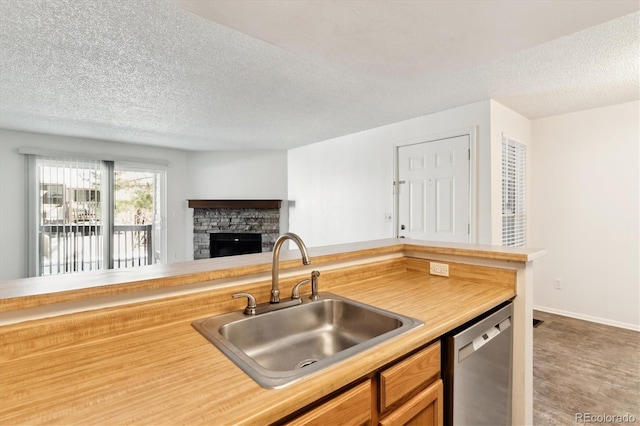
[{"x1": 430, "y1": 262, "x2": 449, "y2": 277}]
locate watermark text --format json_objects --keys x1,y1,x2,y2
[{"x1": 575, "y1": 412, "x2": 637, "y2": 423}]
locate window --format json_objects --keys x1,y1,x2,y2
[
  {"x1": 502, "y1": 136, "x2": 527, "y2": 247},
  {"x1": 29, "y1": 155, "x2": 165, "y2": 276},
  {"x1": 113, "y1": 166, "x2": 165, "y2": 269}
]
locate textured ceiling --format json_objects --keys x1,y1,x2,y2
[{"x1": 0, "y1": 0, "x2": 638, "y2": 151}]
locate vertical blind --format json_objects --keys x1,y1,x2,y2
[
  {"x1": 37, "y1": 156, "x2": 106, "y2": 275},
  {"x1": 502, "y1": 137, "x2": 527, "y2": 247}
]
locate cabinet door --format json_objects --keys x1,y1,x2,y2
[
  {"x1": 379, "y1": 379, "x2": 443, "y2": 426},
  {"x1": 379, "y1": 341, "x2": 440, "y2": 412},
  {"x1": 287, "y1": 380, "x2": 372, "y2": 426}
]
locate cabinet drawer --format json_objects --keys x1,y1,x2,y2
[
  {"x1": 379, "y1": 341, "x2": 440, "y2": 412},
  {"x1": 286, "y1": 379, "x2": 372, "y2": 426},
  {"x1": 379, "y1": 379, "x2": 443, "y2": 426}
]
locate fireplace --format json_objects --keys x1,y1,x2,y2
[
  {"x1": 210, "y1": 233, "x2": 262, "y2": 258},
  {"x1": 189, "y1": 199, "x2": 281, "y2": 260}
]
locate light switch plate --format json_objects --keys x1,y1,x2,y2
[{"x1": 430, "y1": 262, "x2": 449, "y2": 277}]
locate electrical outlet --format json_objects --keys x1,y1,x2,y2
[
  {"x1": 554, "y1": 278, "x2": 563, "y2": 290},
  {"x1": 430, "y1": 262, "x2": 449, "y2": 277}
]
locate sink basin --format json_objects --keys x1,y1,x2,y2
[{"x1": 192, "y1": 292, "x2": 423, "y2": 388}]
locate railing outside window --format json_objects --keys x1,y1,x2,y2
[
  {"x1": 113, "y1": 224, "x2": 153, "y2": 269},
  {"x1": 40, "y1": 224, "x2": 153, "y2": 275}
]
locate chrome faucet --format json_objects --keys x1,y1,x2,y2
[{"x1": 271, "y1": 232, "x2": 311, "y2": 303}]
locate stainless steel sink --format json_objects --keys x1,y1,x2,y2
[{"x1": 192, "y1": 292, "x2": 423, "y2": 389}]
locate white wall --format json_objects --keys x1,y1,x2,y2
[
  {"x1": 185, "y1": 150, "x2": 288, "y2": 200},
  {"x1": 0, "y1": 129, "x2": 190, "y2": 280},
  {"x1": 531, "y1": 101, "x2": 640, "y2": 330},
  {"x1": 288, "y1": 100, "x2": 494, "y2": 247},
  {"x1": 184, "y1": 150, "x2": 289, "y2": 259}
]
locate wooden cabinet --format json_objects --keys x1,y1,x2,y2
[
  {"x1": 286, "y1": 341, "x2": 442, "y2": 426},
  {"x1": 379, "y1": 341, "x2": 440, "y2": 413},
  {"x1": 379, "y1": 380, "x2": 443, "y2": 426},
  {"x1": 377, "y1": 341, "x2": 442, "y2": 426},
  {"x1": 285, "y1": 379, "x2": 372, "y2": 426}
]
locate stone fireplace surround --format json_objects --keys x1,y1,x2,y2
[{"x1": 189, "y1": 200, "x2": 281, "y2": 260}]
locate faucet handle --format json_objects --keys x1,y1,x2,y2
[
  {"x1": 291, "y1": 279, "x2": 310, "y2": 299},
  {"x1": 232, "y1": 292, "x2": 257, "y2": 315}
]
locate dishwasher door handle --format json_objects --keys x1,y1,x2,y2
[{"x1": 458, "y1": 317, "x2": 511, "y2": 363}]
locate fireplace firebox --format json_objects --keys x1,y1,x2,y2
[{"x1": 210, "y1": 233, "x2": 262, "y2": 258}]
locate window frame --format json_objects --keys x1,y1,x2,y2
[{"x1": 26, "y1": 153, "x2": 166, "y2": 277}]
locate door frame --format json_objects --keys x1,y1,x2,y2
[{"x1": 393, "y1": 126, "x2": 478, "y2": 243}]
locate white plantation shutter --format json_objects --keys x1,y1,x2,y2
[{"x1": 502, "y1": 137, "x2": 527, "y2": 247}]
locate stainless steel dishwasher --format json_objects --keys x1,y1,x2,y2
[{"x1": 443, "y1": 302, "x2": 513, "y2": 425}]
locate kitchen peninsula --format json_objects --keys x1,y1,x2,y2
[{"x1": 0, "y1": 239, "x2": 544, "y2": 425}]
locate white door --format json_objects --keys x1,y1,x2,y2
[{"x1": 397, "y1": 135, "x2": 470, "y2": 242}]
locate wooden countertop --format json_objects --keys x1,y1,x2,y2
[
  {"x1": 0, "y1": 238, "x2": 543, "y2": 312},
  {"x1": 0, "y1": 262, "x2": 515, "y2": 425}
]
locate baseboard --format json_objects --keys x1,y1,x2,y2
[{"x1": 533, "y1": 305, "x2": 640, "y2": 332}]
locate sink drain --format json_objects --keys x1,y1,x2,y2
[{"x1": 295, "y1": 359, "x2": 319, "y2": 369}]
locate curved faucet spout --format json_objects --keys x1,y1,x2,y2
[{"x1": 271, "y1": 232, "x2": 310, "y2": 303}]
